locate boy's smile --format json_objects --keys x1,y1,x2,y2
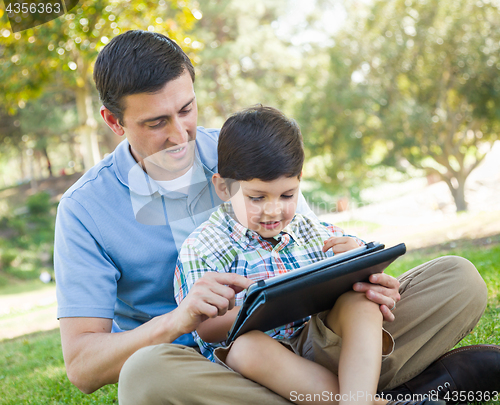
[{"x1": 227, "y1": 176, "x2": 301, "y2": 240}]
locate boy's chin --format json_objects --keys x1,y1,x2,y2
[{"x1": 256, "y1": 228, "x2": 282, "y2": 239}]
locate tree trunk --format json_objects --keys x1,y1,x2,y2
[
  {"x1": 442, "y1": 174, "x2": 468, "y2": 212},
  {"x1": 41, "y1": 145, "x2": 53, "y2": 177},
  {"x1": 74, "y1": 57, "x2": 100, "y2": 171},
  {"x1": 18, "y1": 146, "x2": 26, "y2": 181}
]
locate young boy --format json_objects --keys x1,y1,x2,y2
[{"x1": 174, "y1": 106, "x2": 441, "y2": 405}]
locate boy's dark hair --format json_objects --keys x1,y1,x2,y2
[
  {"x1": 218, "y1": 105, "x2": 304, "y2": 183},
  {"x1": 93, "y1": 30, "x2": 195, "y2": 126}
]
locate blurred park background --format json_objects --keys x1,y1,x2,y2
[{"x1": 0, "y1": 0, "x2": 499, "y2": 403}]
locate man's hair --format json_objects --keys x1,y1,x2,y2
[
  {"x1": 218, "y1": 105, "x2": 304, "y2": 184},
  {"x1": 93, "y1": 30, "x2": 195, "y2": 126}
]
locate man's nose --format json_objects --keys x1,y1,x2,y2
[{"x1": 168, "y1": 117, "x2": 188, "y2": 145}]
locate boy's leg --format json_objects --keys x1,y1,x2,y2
[
  {"x1": 379, "y1": 256, "x2": 488, "y2": 390},
  {"x1": 118, "y1": 343, "x2": 292, "y2": 405},
  {"x1": 325, "y1": 291, "x2": 384, "y2": 405},
  {"x1": 225, "y1": 330, "x2": 340, "y2": 405}
]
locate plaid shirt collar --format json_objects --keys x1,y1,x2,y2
[{"x1": 216, "y1": 202, "x2": 306, "y2": 250}]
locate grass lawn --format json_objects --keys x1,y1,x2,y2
[{"x1": 0, "y1": 241, "x2": 499, "y2": 404}]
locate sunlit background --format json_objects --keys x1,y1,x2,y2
[{"x1": 0, "y1": 0, "x2": 499, "y2": 336}]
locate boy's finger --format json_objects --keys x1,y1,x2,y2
[{"x1": 322, "y1": 237, "x2": 343, "y2": 252}]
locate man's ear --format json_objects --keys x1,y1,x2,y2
[
  {"x1": 212, "y1": 173, "x2": 232, "y2": 201},
  {"x1": 100, "y1": 106, "x2": 125, "y2": 136}
]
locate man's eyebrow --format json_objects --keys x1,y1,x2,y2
[{"x1": 138, "y1": 97, "x2": 195, "y2": 124}]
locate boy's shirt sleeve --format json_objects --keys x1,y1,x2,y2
[{"x1": 320, "y1": 221, "x2": 366, "y2": 247}]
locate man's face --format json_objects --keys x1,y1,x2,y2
[
  {"x1": 120, "y1": 71, "x2": 198, "y2": 180},
  {"x1": 229, "y1": 176, "x2": 301, "y2": 239}
]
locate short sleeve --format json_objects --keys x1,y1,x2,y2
[{"x1": 54, "y1": 196, "x2": 121, "y2": 319}]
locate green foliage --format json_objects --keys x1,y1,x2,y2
[
  {"x1": 0, "y1": 0, "x2": 201, "y2": 170},
  {"x1": 0, "y1": 192, "x2": 56, "y2": 281},
  {"x1": 294, "y1": 0, "x2": 500, "y2": 211},
  {"x1": 26, "y1": 191, "x2": 52, "y2": 216},
  {"x1": 193, "y1": 0, "x2": 299, "y2": 128}
]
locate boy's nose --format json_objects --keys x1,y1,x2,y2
[{"x1": 263, "y1": 201, "x2": 282, "y2": 216}]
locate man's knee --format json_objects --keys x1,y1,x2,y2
[
  {"x1": 429, "y1": 255, "x2": 488, "y2": 327},
  {"x1": 118, "y1": 344, "x2": 193, "y2": 405},
  {"x1": 441, "y1": 255, "x2": 487, "y2": 303}
]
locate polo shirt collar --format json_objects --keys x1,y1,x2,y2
[
  {"x1": 114, "y1": 127, "x2": 219, "y2": 196},
  {"x1": 114, "y1": 139, "x2": 214, "y2": 199}
]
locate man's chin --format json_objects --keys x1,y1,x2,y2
[{"x1": 144, "y1": 158, "x2": 194, "y2": 181}]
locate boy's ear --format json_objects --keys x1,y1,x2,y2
[
  {"x1": 212, "y1": 173, "x2": 231, "y2": 201},
  {"x1": 100, "y1": 106, "x2": 125, "y2": 136}
]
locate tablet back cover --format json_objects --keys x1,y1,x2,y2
[{"x1": 227, "y1": 243, "x2": 406, "y2": 343}]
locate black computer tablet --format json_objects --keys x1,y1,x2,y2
[{"x1": 226, "y1": 242, "x2": 406, "y2": 343}]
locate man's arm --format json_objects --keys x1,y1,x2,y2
[{"x1": 60, "y1": 272, "x2": 253, "y2": 394}]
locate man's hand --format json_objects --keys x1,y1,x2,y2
[
  {"x1": 171, "y1": 272, "x2": 253, "y2": 337},
  {"x1": 353, "y1": 273, "x2": 400, "y2": 322},
  {"x1": 322, "y1": 236, "x2": 360, "y2": 253}
]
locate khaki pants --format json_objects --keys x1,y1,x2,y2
[{"x1": 118, "y1": 256, "x2": 487, "y2": 404}]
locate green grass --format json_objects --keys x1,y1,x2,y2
[
  {"x1": 0, "y1": 242, "x2": 498, "y2": 404},
  {"x1": 0, "y1": 279, "x2": 54, "y2": 296},
  {"x1": 0, "y1": 330, "x2": 118, "y2": 404}
]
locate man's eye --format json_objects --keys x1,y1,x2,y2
[
  {"x1": 180, "y1": 108, "x2": 192, "y2": 115},
  {"x1": 148, "y1": 121, "x2": 164, "y2": 128}
]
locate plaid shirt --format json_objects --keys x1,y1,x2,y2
[{"x1": 174, "y1": 203, "x2": 364, "y2": 361}]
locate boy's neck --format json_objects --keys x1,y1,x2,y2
[{"x1": 263, "y1": 237, "x2": 279, "y2": 247}]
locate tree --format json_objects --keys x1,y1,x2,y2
[
  {"x1": 357, "y1": 0, "x2": 500, "y2": 211},
  {"x1": 0, "y1": 0, "x2": 199, "y2": 170},
  {"x1": 192, "y1": 0, "x2": 303, "y2": 128},
  {"x1": 294, "y1": 38, "x2": 376, "y2": 203}
]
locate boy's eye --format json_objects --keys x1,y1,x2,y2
[
  {"x1": 248, "y1": 196, "x2": 263, "y2": 201},
  {"x1": 281, "y1": 194, "x2": 294, "y2": 199}
]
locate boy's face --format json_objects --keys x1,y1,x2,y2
[
  {"x1": 229, "y1": 176, "x2": 301, "y2": 239},
  {"x1": 102, "y1": 71, "x2": 198, "y2": 181}
]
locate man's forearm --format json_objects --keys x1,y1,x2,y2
[{"x1": 60, "y1": 313, "x2": 182, "y2": 394}]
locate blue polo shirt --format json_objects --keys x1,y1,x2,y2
[
  {"x1": 55, "y1": 127, "x2": 223, "y2": 345},
  {"x1": 54, "y1": 126, "x2": 315, "y2": 346}
]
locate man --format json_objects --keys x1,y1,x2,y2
[{"x1": 54, "y1": 30, "x2": 499, "y2": 405}]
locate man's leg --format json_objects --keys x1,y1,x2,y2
[
  {"x1": 118, "y1": 343, "x2": 293, "y2": 405},
  {"x1": 379, "y1": 255, "x2": 488, "y2": 390}
]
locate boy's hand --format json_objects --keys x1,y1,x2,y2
[{"x1": 322, "y1": 236, "x2": 360, "y2": 253}]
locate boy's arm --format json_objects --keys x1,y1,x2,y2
[{"x1": 196, "y1": 306, "x2": 241, "y2": 343}]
